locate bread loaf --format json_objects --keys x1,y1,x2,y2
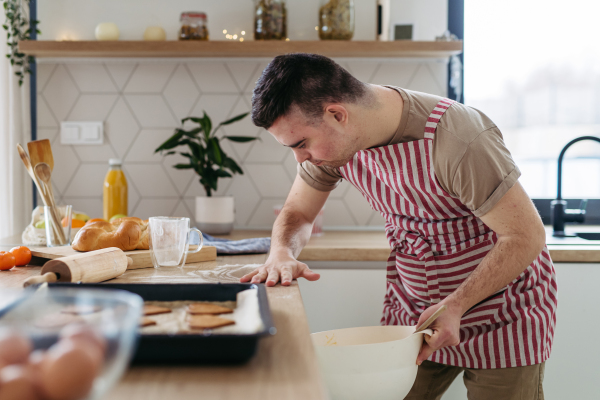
[{"x1": 72, "y1": 217, "x2": 149, "y2": 252}]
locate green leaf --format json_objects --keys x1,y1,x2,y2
[
  {"x1": 182, "y1": 117, "x2": 204, "y2": 124},
  {"x1": 200, "y1": 112, "x2": 212, "y2": 139},
  {"x1": 224, "y1": 135, "x2": 258, "y2": 143},
  {"x1": 215, "y1": 169, "x2": 232, "y2": 178},
  {"x1": 182, "y1": 127, "x2": 203, "y2": 138},
  {"x1": 208, "y1": 138, "x2": 222, "y2": 165},
  {"x1": 223, "y1": 156, "x2": 243, "y2": 175},
  {"x1": 218, "y1": 112, "x2": 249, "y2": 126},
  {"x1": 154, "y1": 130, "x2": 185, "y2": 152},
  {"x1": 173, "y1": 164, "x2": 194, "y2": 169}
]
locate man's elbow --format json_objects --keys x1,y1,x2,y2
[{"x1": 527, "y1": 220, "x2": 547, "y2": 257}]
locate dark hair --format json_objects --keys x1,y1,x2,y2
[{"x1": 251, "y1": 53, "x2": 368, "y2": 129}]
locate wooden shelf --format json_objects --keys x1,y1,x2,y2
[{"x1": 19, "y1": 40, "x2": 462, "y2": 58}]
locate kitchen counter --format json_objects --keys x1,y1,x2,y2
[
  {"x1": 3, "y1": 228, "x2": 600, "y2": 264},
  {"x1": 220, "y1": 229, "x2": 600, "y2": 263},
  {"x1": 0, "y1": 251, "x2": 328, "y2": 400}
]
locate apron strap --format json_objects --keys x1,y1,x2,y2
[{"x1": 424, "y1": 98, "x2": 455, "y2": 139}]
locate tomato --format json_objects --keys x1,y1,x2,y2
[
  {"x1": 10, "y1": 246, "x2": 32, "y2": 267},
  {"x1": 0, "y1": 251, "x2": 16, "y2": 271}
]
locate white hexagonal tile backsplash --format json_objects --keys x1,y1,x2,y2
[{"x1": 37, "y1": 59, "x2": 448, "y2": 228}]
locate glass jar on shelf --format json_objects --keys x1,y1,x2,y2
[
  {"x1": 254, "y1": 0, "x2": 287, "y2": 40},
  {"x1": 179, "y1": 12, "x2": 209, "y2": 40},
  {"x1": 319, "y1": 0, "x2": 354, "y2": 40}
]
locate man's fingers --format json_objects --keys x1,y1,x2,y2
[
  {"x1": 300, "y1": 266, "x2": 321, "y2": 281},
  {"x1": 417, "y1": 341, "x2": 435, "y2": 365},
  {"x1": 250, "y1": 269, "x2": 268, "y2": 284},
  {"x1": 266, "y1": 269, "x2": 280, "y2": 287},
  {"x1": 240, "y1": 269, "x2": 259, "y2": 283},
  {"x1": 280, "y1": 267, "x2": 293, "y2": 286}
]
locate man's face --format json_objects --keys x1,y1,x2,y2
[{"x1": 268, "y1": 106, "x2": 358, "y2": 168}]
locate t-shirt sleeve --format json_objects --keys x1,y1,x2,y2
[
  {"x1": 297, "y1": 161, "x2": 343, "y2": 192},
  {"x1": 447, "y1": 126, "x2": 521, "y2": 217}
]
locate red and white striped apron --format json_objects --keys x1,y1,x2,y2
[{"x1": 339, "y1": 98, "x2": 557, "y2": 368}]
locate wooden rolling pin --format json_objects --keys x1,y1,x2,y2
[{"x1": 23, "y1": 247, "x2": 132, "y2": 287}]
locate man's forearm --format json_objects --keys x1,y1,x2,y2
[
  {"x1": 443, "y1": 233, "x2": 545, "y2": 315},
  {"x1": 270, "y1": 207, "x2": 313, "y2": 259}
]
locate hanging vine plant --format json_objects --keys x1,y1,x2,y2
[{"x1": 2, "y1": 0, "x2": 39, "y2": 86}]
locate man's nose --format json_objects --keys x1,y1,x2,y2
[{"x1": 292, "y1": 149, "x2": 310, "y2": 164}]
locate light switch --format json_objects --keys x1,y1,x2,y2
[{"x1": 61, "y1": 121, "x2": 103, "y2": 145}]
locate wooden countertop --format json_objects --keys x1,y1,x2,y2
[
  {"x1": 3, "y1": 229, "x2": 600, "y2": 263},
  {"x1": 0, "y1": 253, "x2": 328, "y2": 400},
  {"x1": 220, "y1": 229, "x2": 600, "y2": 263}
]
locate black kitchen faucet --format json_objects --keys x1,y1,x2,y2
[{"x1": 550, "y1": 136, "x2": 600, "y2": 237}]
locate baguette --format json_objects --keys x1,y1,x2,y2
[{"x1": 72, "y1": 217, "x2": 149, "y2": 252}]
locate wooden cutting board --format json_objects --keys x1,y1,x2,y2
[{"x1": 29, "y1": 245, "x2": 217, "y2": 270}]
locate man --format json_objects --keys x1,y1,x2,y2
[{"x1": 241, "y1": 53, "x2": 556, "y2": 399}]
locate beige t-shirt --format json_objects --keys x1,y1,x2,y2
[{"x1": 298, "y1": 87, "x2": 520, "y2": 217}]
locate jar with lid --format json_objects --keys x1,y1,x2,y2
[
  {"x1": 319, "y1": 0, "x2": 354, "y2": 40},
  {"x1": 179, "y1": 12, "x2": 209, "y2": 40},
  {"x1": 254, "y1": 0, "x2": 287, "y2": 40}
]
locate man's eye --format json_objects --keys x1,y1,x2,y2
[{"x1": 299, "y1": 143, "x2": 306, "y2": 149}]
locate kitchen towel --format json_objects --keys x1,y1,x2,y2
[{"x1": 190, "y1": 232, "x2": 271, "y2": 255}]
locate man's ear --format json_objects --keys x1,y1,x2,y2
[{"x1": 324, "y1": 104, "x2": 348, "y2": 124}]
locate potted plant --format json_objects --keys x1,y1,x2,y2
[{"x1": 155, "y1": 111, "x2": 258, "y2": 234}]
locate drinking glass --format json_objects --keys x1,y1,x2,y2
[
  {"x1": 44, "y1": 205, "x2": 72, "y2": 247},
  {"x1": 148, "y1": 217, "x2": 203, "y2": 268}
]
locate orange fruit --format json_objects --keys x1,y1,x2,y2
[
  {"x1": 61, "y1": 217, "x2": 86, "y2": 228},
  {"x1": 0, "y1": 251, "x2": 16, "y2": 271},
  {"x1": 9, "y1": 246, "x2": 32, "y2": 267},
  {"x1": 85, "y1": 218, "x2": 105, "y2": 225}
]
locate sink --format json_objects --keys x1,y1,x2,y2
[
  {"x1": 575, "y1": 232, "x2": 600, "y2": 240},
  {"x1": 544, "y1": 228, "x2": 600, "y2": 245}
]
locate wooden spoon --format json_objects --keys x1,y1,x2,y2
[
  {"x1": 27, "y1": 139, "x2": 54, "y2": 171},
  {"x1": 17, "y1": 145, "x2": 65, "y2": 245},
  {"x1": 34, "y1": 162, "x2": 67, "y2": 245},
  {"x1": 414, "y1": 305, "x2": 447, "y2": 334},
  {"x1": 17, "y1": 144, "x2": 46, "y2": 196}
]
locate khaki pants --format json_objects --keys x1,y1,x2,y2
[{"x1": 404, "y1": 360, "x2": 545, "y2": 400}]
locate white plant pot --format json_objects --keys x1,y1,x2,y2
[{"x1": 195, "y1": 196, "x2": 234, "y2": 235}]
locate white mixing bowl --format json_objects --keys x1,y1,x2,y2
[{"x1": 312, "y1": 325, "x2": 432, "y2": 400}]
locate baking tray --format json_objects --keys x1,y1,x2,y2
[{"x1": 47, "y1": 282, "x2": 276, "y2": 365}]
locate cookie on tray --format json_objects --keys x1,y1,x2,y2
[
  {"x1": 187, "y1": 303, "x2": 233, "y2": 315},
  {"x1": 188, "y1": 315, "x2": 235, "y2": 330},
  {"x1": 143, "y1": 305, "x2": 172, "y2": 316}
]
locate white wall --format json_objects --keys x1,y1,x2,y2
[
  {"x1": 38, "y1": 0, "x2": 379, "y2": 41},
  {"x1": 36, "y1": 1, "x2": 449, "y2": 228},
  {"x1": 38, "y1": 0, "x2": 448, "y2": 42},
  {"x1": 389, "y1": 0, "x2": 448, "y2": 40}
]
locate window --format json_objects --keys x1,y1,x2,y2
[{"x1": 464, "y1": 0, "x2": 600, "y2": 201}]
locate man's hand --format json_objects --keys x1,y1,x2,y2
[
  {"x1": 240, "y1": 254, "x2": 320, "y2": 287},
  {"x1": 415, "y1": 302, "x2": 462, "y2": 365}
]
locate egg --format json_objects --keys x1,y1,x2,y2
[
  {"x1": 0, "y1": 329, "x2": 33, "y2": 366},
  {"x1": 26, "y1": 350, "x2": 46, "y2": 380},
  {"x1": 40, "y1": 340, "x2": 98, "y2": 400},
  {"x1": 0, "y1": 365, "x2": 40, "y2": 400},
  {"x1": 60, "y1": 324, "x2": 107, "y2": 353}
]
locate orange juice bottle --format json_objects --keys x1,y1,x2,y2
[{"x1": 103, "y1": 159, "x2": 128, "y2": 221}]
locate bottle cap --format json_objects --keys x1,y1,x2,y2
[{"x1": 109, "y1": 159, "x2": 123, "y2": 166}]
